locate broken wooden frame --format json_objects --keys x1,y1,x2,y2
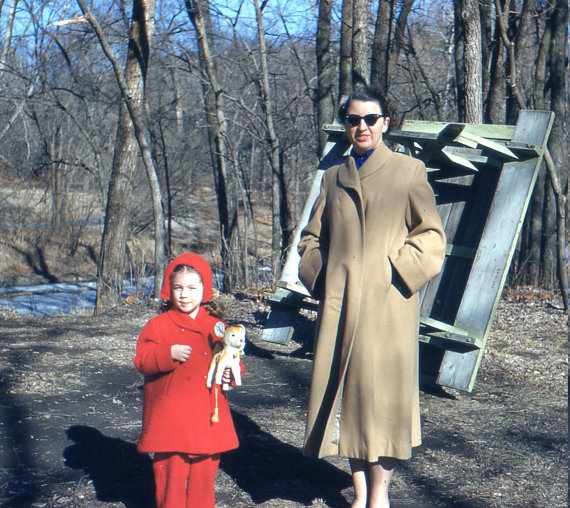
[{"x1": 262, "y1": 110, "x2": 554, "y2": 392}]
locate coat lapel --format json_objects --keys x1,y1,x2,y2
[
  {"x1": 337, "y1": 156, "x2": 360, "y2": 192},
  {"x1": 358, "y1": 142, "x2": 391, "y2": 179},
  {"x1": 336, "y1": 156, "x2": 365, "y2": 227}
]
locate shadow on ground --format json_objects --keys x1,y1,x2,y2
[
  {"x1": 222, "y1": 410, "x2": 351, "y2": 507},
  {"x1": 63, "y1": 426, "x2": 154, "y2": 508}
]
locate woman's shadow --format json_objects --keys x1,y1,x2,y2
[
  {"x1": 63, "y1": 425, "x2": 154, "y2": 508},
  {"x1": 221, "y1": 410, "x2": 351, "y2": 507}
]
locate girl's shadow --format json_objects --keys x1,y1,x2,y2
[
  {"x1": 63, "y1": 425, "x2": 154, "y2": 508},
  {"x1": 222, "y1": 410, "x2": 351, "y2": 507}
]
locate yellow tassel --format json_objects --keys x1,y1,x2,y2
[{"x1": 211, "y1": 386, "x2": 219, "y2": 423}]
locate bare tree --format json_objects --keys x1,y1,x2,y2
[
  {"x1": 352, "y1": 0, "x2": 370, "y2": 87},
  {"x1": 253, "y1": 0, "x2": 293, "y2": 278},
  {"x1": 0, "y1": 0, "x2": 18, "y2": 83},
  {"x1": 461, "y1": 0, "x2": 483, "y2": 123},
  {"x1": 370, "y1": 0, "x2": 391, "y2": 91},
  {"x1": 339, "y1": 0, "x2": 353, "y2": 95},
  {"x1": 480, "y1": 0, "x2": 506, "y2": 123},
  {"x1": 370, "y1": 0, "x2": 415, "y2": 95},
  {"x1": 453, "y1": 0, "x2": 466, "y2": 121},
  {"x1": 315, "y1": 0, "x2": 334, "y2": 154},
  {"x1": 544, "y1": 0, "x2": 568, "y2": 307},
  {"x1": 184, "y1": 0, "x2": 244, "y2": 290},
  {"x1": 75, "y1": 0, "x2": 165, "y2": 312}
]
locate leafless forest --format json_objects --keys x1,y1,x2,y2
[{"x1": 0, "y1": 0, "x2": 567, "y2": 306}]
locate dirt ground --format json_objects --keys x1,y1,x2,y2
[{"x1": 0, "y1": 287, "x2": 567, "y2": 508}]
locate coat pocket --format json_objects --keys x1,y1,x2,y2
[{"x1": 159, "y1": 370, "x2": 175, "y2": 397}]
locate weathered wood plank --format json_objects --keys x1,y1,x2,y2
[
  {"x1": 428, "y1": 170, "x2": 498, "y2": 324},
  {"x1": 454, "y1": 158, "x2": 545, "y2": 339},
  {"x1": 458, "y1": 131, "x2": 518, "y2": 159},
  {"x1": 421, "y1": 316, "x2": 470, "y2": 337},
  {"x1": 443, "y1": 147, "x2": 504, "y2": 169},
  {"x1": 261, "y1": 305, "x2": 300, "y2": 345},
  {"x1": 437, "y1": 348, "x2": 480, "y2": 391},
  {"x1": 441, "y1": 149, "x2": 479, "y2": 172},
  {"x1": 394, "y1": 119, "x2": 516, "y2": 140},
  {"x1": 421, "y1": 174, "x2": 473, "y2": 314},
  {"x1": 509, "y1": 110, "x2": 554, "y2": 145},
  {"x1": 439, "y1": 111, "x2": 554, "y2": 389},
  {"x1": 453, "y1": 111, "x2": 554, "y2": 339}
]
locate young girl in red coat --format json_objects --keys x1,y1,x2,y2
[{"x1": 134, "y1": 253, "x2": 240, "y2": 508}]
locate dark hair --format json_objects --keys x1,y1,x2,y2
[
  {"x1": 338, "y1": 85, "x2": 395, "y2": 134},
  {"x1": 159, "y1": 264, "x2": 225, "y2": 319},
  {"x1": 170, "y1": 264, "x2": 201, "y2": 283}
]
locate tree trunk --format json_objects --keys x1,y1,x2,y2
[
  {"x1": 546, "y1": 0, "x2": 568, "y2": 303},
  {"x1": 185, "y1": 0, "x2": 244, "y2": 291},
  {"x1": 505, "y1": 0, "x2": 532, "y2": 123},
  {"x1": 170, "y1": 66, "x2": 184, "y2": 137},
  {"x1": 148, "y1": 102, "x2": 173, "y2": 258},
  {"x1": 541, "y1": 182, "x2": 557, "y2": 288},
  {"x1": 462, "y1": 0, "x2": 483, "y2": 123},
  {"x1": 254, "y1": 0, "x2": 292, "y2": 280},
  {"x1": 370, "y1": 0, "x2": 391, "y2": 91},
  {"x1": 389, "y1": 0, "x2": 414, "y2": 75},
  {"x1": 481, "y1": 0, "x2": 506, "y2": 123},
  {"x1": 76, "y1": 0, "x2": 161, "y2": 312},
  {"x1": 352, "y1": 0, "x2": 370, "y2": 88},
  {"x1": 370, "y1": 0, "x2": 415, "y2": 95},
  {"x1": 479, "y1": 0, "x2": 492, "y2": 105},
  {"x1": 315, "y1": 0, "x2": 334, "y2": 154},
  {"x1": 527, "y1": 168, "x2": 545, "y2": 285},
  {"x1": 0, "y1": 0, "x2": 17, "y2": 84},
  {"x1": 339, "y1": 0, "x2": 353, "y2": 96},
  {"x1": 453, "y1": 0, "x2": 466, "y2": 121}
]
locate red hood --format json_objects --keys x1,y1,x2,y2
[{"x1": 160, "y1": 253, "x2": 214, "y2": 302}]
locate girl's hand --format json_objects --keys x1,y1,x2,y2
[{"x1": 171, "y1": 344, "x2": 191, "y2": 362}]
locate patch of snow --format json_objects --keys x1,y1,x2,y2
[{"x1": 0, "y1": 277, "x2": 154, "y2": 317}]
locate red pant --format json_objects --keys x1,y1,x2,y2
[{"x1": 153, "y1": 452, "x2": 220, "y2": 508}]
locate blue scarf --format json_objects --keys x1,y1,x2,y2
[{"x1": 352, "y1": 149, "x2": 375, "y2": 170}]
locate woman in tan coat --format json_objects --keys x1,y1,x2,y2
[{"x1": 298, "y1": 86, "x2": 446, "y2": 508}]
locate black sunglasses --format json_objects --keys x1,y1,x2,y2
[{"x1": 345, "y1": 114, "x2": 384, "y2": 127}]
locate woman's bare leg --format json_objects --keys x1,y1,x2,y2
[
  {"x1": 349, "y1": 457, "x2": 395, "y2": 508},
  {"x1": 349, "y1": 458, "x2": 368, "y2": 508},
  {"x1": 368, "y1": 457, "x2": 395, "y2": 508}
]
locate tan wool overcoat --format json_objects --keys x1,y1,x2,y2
[{"x1": 298, "y1": 142, "x2": 446, "y2": 461}]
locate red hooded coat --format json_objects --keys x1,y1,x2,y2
[{"x1": 134, "y1": 254, "x2": 239, "y2": 455}]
